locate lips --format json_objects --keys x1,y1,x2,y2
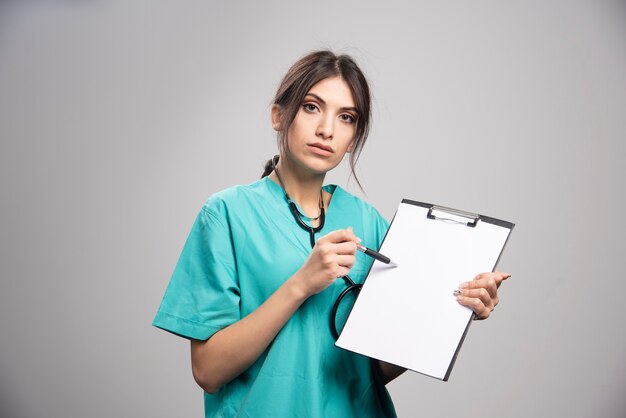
[{"x1": 308, "y1": 143, "x2": 334, "y2": 153}]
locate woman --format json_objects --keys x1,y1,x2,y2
[{"x1": 153, "y1": 50, "x2": 509, "y2": 417}]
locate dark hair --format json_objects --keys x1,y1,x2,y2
[{"x1": 261, "y1": 50, "x2": 372, "y2": 189}]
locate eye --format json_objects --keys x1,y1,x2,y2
[
  {"x1": 302, "y1": 103, "x2": 319, "y2": 113},
  {"x1": 340, "y1": 113, "x2": 356, "y2": 124}
]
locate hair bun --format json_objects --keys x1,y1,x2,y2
[{"x1": 261, "y1": 155, "x2": 279, "y2": 178}]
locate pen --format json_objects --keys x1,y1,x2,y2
[{"x1": 356, "y1": 244, "x2": 398, "y2": 267}]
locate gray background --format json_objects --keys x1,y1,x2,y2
[{"x1": 1, "y1": 1, "x2": 624, "y2": 417}]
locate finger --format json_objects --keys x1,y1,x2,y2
[
  {"x1": 496, "y1": 271, "x2": 512, "y2": 284},
  {"x1": 320, "y1": 228, "x2": 360, "y2": 245},
  {"x1": 459, "y1": 276, "x2": 498, "y2": 299},
  {"x1": 475, "y1": 271, "x2": 511, "y2": 287},
  {"x1": 474, "y1": 271, "x2": 510, "y2": 281},
  {"x1": 330, "y1": 241, "x2": 358, "y2": 255},
  {"x1": 335, "y1": 265, "x2": 351, "y2": 278},
  {"x1": 457, "y1": 295, "x2": 491, "y2": 319},
  {"x1": 456, "y1": 288, "x2": 494, "y2": 310},
  {"x1": 336, "y1": 254, "x2": 356, "y2": 268}
]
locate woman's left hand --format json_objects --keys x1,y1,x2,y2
[{"x1": 456, "y1": 271, "x2": 511, "y2": 320}]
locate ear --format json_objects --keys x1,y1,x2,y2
[
  {"x1": 346, "y1": 140, "x2": 355, "y2": 153},
  {"x1": 271, "y1": 105, "x2": 282, "y2": 131}
]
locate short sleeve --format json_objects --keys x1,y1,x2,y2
[{"x1": 152, "y1": 205, "x2": 240, "y2": 341}]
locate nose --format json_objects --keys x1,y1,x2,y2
[{"x1": 315, "y1": 114, "x2": 334, "y2": 140}]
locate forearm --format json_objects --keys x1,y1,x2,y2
[
  {"x1": 191, "y1": 273, "x2": 308, "y2": 393},
  {"x1": 377, "y1": 360, "x2": 407, "y2": 385}
]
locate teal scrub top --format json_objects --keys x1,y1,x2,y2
[{"x1": 153, "y1": 176, "x2": 397, "y2": 418}]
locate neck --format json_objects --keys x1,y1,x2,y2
[{"x1": 269, "y1": 156, "x2": 325, "y2": 217}]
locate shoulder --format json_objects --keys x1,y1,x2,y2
[
  {"x1": 327, "y1": 185, "x2": 388, "y2": 224},
  {"x1": 201, "y1": 179, "x2": 268, "y2": 217}
]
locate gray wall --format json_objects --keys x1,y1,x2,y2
[{"x1": 1, "y1": 1, "x2": 625, "y2": 417}]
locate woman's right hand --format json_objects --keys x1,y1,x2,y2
[{"x1": 292, "y1": 228, "x2": 360, "y2": 297}]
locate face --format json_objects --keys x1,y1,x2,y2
[{"x1": 273, "y1": 76, "x2": 358, "y2": 176}]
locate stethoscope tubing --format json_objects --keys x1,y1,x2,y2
[{"x1": 272, "y1": 156, "x2": 360, "y2": 340}]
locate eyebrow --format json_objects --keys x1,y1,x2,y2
[{"x1": 305, "y1": 93, "x2": 358, "y2": 113}]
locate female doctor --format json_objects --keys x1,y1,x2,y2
[{"x1": 153, "y1": 50, "x2": 510, "y2": 418}]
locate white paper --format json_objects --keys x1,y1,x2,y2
[{"x1": 335, "y1": 201, "x2": 512, "y2": 380}]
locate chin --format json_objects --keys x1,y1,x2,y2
[
  {"x1": 305, "y1": 156, "x2": 342, "y2": 175},
  {"x1": 284, "y1": 148, "x2": 344, "y2": 175}
]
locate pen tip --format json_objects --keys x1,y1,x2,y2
[{"x1": 389, "y1": 261, "x2": 399, "y2": 268}]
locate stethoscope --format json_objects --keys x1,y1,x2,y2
[{"x1": 271, "y1": 156, "x2": 361, "y2": 340}]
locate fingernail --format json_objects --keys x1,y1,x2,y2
[
  {"x1": 356, "y1": 236, "x2": 362, "y2": 243},
  {"x1": 458, "y1": 282, "x2": 469, "y2": 289},
  {"x1": 453, "y1": 289, "x2": 462, "y2": 296}
]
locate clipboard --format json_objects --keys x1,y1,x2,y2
[{"x1": 335, "y1": 200, "x2": 514, "y2": 381}]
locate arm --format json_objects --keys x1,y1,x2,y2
[
  {"x1": 377, "y1": 361, "x2": 407, "y2": 385},
  {"x1": 191, "y1": 229, "x2": 359, "y2": 393},
  {"x1": 191, "y1": 274, "x2": 307, "y2": 393}
]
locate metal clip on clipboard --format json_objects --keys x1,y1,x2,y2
[{"x1": 427, "y1": 205, "x2": 480, "y2": 227}]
